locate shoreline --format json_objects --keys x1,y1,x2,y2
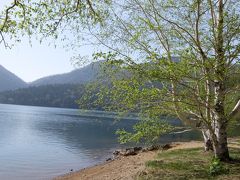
[
  {"x1": 53, "y1": 141, "x2": 204, "y2": 180},
  {"x1": 54, "y1": 137, "x2": 240, "y2": 180}
]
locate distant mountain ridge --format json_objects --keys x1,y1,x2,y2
[
  {"x1": 0, "y1": 65, "x2": 27, "y2": 92},
  {"x1": 30, "y1": 61, "x2": 102, "y2": 86},
  {"x1": 0, "y1": 61, "x2": 102, "y2": 92},
  {"x1": 0, "y1": 62, "x2": 103, "y2": 108}
]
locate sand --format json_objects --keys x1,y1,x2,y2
[
  {"x1": 54, "y1": 141, "x2": 205, "y2": 180},
  {"x1": 54, "y1": 138, "x2": 240, "y2": 180}
]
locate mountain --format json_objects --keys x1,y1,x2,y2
[
  {"x1": 30, "y1": 61, "x2": 102, "y2": 86},
  {"x1": 0, "y1": 61, "x2": 127, "y2": 109},
  {"x1": 0, "y1": 65, "x2": 27, "y2": 92},
  {"x1": 0, "y1": 62, "x2": 105, "y2": 109}
]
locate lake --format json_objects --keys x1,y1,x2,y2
[{"x1": 0, "y1": 104, "x2": 204, "y2": 180}]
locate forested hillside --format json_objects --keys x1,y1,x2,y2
[{"x1": 0, "y1": 84, "x2": 85, "y2": 109}]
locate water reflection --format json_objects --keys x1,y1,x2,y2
[
  {"x1": 33, "y1": 116, "x2": 135, "y2": 152},
  {"x1": 0, "y1": 104, "x2": 139, "y2": 180}
]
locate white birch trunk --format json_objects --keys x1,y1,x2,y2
[
  {"x1": 212, "y1": 118, "x2": 229, "y2": 160},
  {"x1": 201, "y1": 129, "x2": 213, "y2": 151}
]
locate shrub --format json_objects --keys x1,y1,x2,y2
[{"x1": 209, "y1": 157, "x2": 229, "y2": 176}]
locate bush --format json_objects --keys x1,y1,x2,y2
[{"x1": 209, "y1": 157, "x2": 229, "y2": 176}]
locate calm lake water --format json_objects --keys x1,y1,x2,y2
[{"x1": 0, "y1": 104, "x2": 204, "y2": 180}]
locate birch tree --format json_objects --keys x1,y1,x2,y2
[{"x1": 79, "y1": 0, "x2": 240, "y2": 161}]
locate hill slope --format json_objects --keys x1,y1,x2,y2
[
  {"x1": 0, "y1": 65, "x2": 27, "y2": 92},
  {"x1": 0, "y1": 84, "x2": 85, "y2": 109},
  {"x1": 30, "y1": 61, "x2": 102, "y2": 86}
]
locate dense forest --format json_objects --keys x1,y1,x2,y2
[{"x1": 0, "y1": 84, "x2": 86, "y2": 109}]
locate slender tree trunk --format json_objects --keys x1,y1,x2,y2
[
  {"x1": 212, "y1": 118, "x2": 229, "y2": 161},
  {"x1": 202, "y1": 129, "x2": 213, "y2": 151},
  {"x1": 211, "y1": 0, "x2": 230, "y2": 161},
  {"x1": 211, "y1": 79, "x2": 230, "y2": 160},
  {"x1": 212, "y1": 77, "x2": 229, "y2": 160}
]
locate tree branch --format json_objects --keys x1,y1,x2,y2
[{"x1": 229, "y1": 99, "x2": 240, "y2": 120}]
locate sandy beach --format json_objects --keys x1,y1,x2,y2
[
  {"x1": 54, "y1": 137, "x2": 240, "y2": 180},
  {"x1": 54, "y1": 141, "x2": 205, "y2": 180}
]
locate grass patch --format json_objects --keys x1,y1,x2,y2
[{"x1": 137, "y1": 147, "x2": 240, "y2": 180}]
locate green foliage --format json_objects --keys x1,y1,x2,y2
[
  {"x1": 78, "y1": 0, "x2": 240, "y2": 138},
  {"x1": 79, "y1": 58, "x2": 179, "y2": 144},
  {"x1": 116, "y1": 118, "x2": 173, "y2": 144},
  {"x1": 209, "y1": 158, "x2": 229, "y2": 176},
  {"x1": 0, "y1": 0, "x2": 111, "y2": 47}
]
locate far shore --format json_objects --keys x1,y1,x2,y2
[{"x1": 54, "y1": 138, "x2": 240, "y2": 180}]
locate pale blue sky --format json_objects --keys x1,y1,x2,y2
[
  {"x1": 0, "y1": 1, "x2": 93, "y2": 82},
  {"x1": 0, "y1": 40, "x2": 79, "y2": 83}
]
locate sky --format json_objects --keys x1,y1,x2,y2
[
  {"x1": 0, "y1": 1, "x2": 93, "y2": 83},
  {"x1": 0, "y1": 40, "x2": 80, "y2": 83}
]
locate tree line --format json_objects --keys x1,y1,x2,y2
[{"x1": 0, "y1": 84, "x2": 85, "y2": 109}]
